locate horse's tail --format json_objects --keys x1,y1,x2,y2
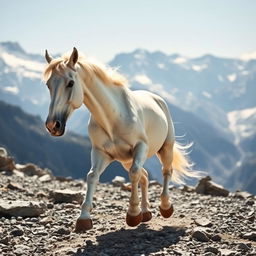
[{"x1": 171, "y1": 142, "x2": 201, "y2": 184}]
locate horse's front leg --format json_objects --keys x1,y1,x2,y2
[
  {"x1": 75, "y1": 148, "x2": 111, "y2": 232},
  {"x1": 126, "y1": 141, "x2": 148, "y2": 227}
]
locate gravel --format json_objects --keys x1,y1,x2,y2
[{"x1": 0, "y1": 158, "x2": 255, "y2": 255}]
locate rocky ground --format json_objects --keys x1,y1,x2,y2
[{"x1": 0, "y1": 148, "x2": 256, "y2": 256}]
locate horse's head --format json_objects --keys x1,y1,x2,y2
[{"x1": 44, "y1": 48, "x2": 84, "y2": 136}]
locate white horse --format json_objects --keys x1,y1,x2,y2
[{"x1": 43, "y1": 48, "x2": 199, "y2": 232}]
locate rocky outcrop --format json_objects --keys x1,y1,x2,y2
[
  {"x1": 0, "y1": 201, "x2": 47, "y2": 217},
  {"x1": 0, "y1": 147, "x2": 15, "y2": 172},
  {"x1": 49, "y1": 189, "x2": 84, "y2": 204},
  {"x1": 18, "y1": 163, "x2": 53, "y2": 178},
  {"x1": 195, "y1": 176, "x2": 230, "y2": 197}
]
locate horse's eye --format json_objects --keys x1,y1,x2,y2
[{"x1": 67, "y1": 80, "x2": 74, "y2": 88}]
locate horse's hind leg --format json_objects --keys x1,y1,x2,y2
[
  {"x1": 122, "y1": 141, "x2": 149, "y2": 227},
  {"x1": 122, "y1": 162, "x2": 152, "y2": 223},
  {"x1": 140, "y1": 168, "x2": 152, "y2": 222},
  {"x1": 157, "y1": 141, "x2": 174, "y2": 218}
]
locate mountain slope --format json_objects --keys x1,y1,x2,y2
[
  {"x1": 229, "y1": 156, "x2": 256, "y2": 194},
  {"x1": 0, "y1": 42, "x2": 48, "y2": 117},
  {"x1": 167, "y1": 103, "x2": 240, "y2": 183},
  {"x1": 227, "y1": 134, "x2": 256, "y2": 194}
]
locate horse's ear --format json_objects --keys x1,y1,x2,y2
[
  {"x1": 45, "y1": 50, "x2": 53, "y2": 64},
  {"x1": 67, "y1": 47, "x2": 78, "y2": 69}
]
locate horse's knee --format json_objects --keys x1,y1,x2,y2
[
  {"x1": 87, "y1": 170, "x2": 99, "y2": 184},
  {"x1": 130, "y1": 162, "x2": 141, "y2": 173},
  {"x1": 162, "y1": 168, "x2": 173, "y2": 177}
]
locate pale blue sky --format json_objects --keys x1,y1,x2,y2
[{"x1": 1, "y1": 0, "x2": 255, "y2": 61}]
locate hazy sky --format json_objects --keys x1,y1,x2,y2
[{"x1": 1, "y1": 0, "x2": 255, "y2": 62}]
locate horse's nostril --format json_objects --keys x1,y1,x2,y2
[{"x1": 55, "y1": 120, "x2": 61, "y2": 129}]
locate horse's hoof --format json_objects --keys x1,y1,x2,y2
[
  {"x1": 126, "y1": 212, "x2": 143, "y2": 227},
  {"x1": 75, "y1": 218, "x2": 93, "y2": 232},
  {"x1": 142, "y1": 211, "x2": 152, "y2": 222},
  {"x1": 159, "y1": 204, "x2": 174, "y2": 218}
]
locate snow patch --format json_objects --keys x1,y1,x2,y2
[
  {"x1": 133, "y1": 74, "x2": 152, "y2": 85},
  {"x1": 241, "y1": 70, "x2": 249, "y2": 76},
  {"x1": 157, "y1": 63, "x2": 165, "y2": 69},
  {"x1": 202, "y1": 91, "x2": 212, "y2": 99},
  {"x1": 4, "y1": 86, "x2": 19, "y2": 95},
  {"x1": 132, "y1": 75, "x2": 176, "y2": 104},
  {"x1": 23, "y1": 71, "x2": 42, "y2": 79},
  {"x1": 240, "y1": 51, "x2": 256, "y2": 61},
  {"x1": 173, "y1": 57, "x2": 187, "y2": 64},
  {"x1": 228, "y1": 107, "x2": 256, "y2": 143},
  {"x1": 1, "y1": 52, "x2": 44, "y2": 72},
  {"x1": 31, "y1": 99, "x2": 39, "y2": 105},
  {"x1": 134, "y1": 50, "x2": 146, "y2": 60},
  {"x1": 227, "y1": 73, "x2": 237, "y2": 82},
  {"x1": 192, "y1": 64, "x2": 208, "y2": 72},
  {"x1": 237, "y1": 65, "x2": 244, "y2": 70},
  {"x1": 236, "y1": 161, "x2": 242, "y2": 167}
]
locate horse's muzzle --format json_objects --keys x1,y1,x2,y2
[{"x1": 45, "y1": 120, "x2": 65, "y2": 136}]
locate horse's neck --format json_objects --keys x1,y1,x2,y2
[{"x1": 82, "y1": 77, "x2": 127, "y2": 138}]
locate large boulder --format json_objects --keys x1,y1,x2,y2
[
  {"x1": 195, "y1": 176, "x2": 229, "y2": 197},
  {"x1": 49, "y1": 189, "x2": 84, "y2": 204},
  {"x1": 0, "y1": 147, "x2": 15, "y2": 172},
  {"x1": 0, "y1": 200, "x2": 47, "y2": 217}
]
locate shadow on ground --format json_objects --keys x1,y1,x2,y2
[{"x1": 74, "y1": 224, "x2": 186, "y2": 256}]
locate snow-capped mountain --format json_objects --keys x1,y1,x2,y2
[
  {"x1": 0, "y1": 42, "x2": 48, "y2": 117},
  {"x1": 0, "y1": 42, "x2": 255, "y2": 192}
]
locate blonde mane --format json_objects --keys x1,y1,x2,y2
[{"x1": 43, "y1": 55, "x2": 127, "y2": 87}]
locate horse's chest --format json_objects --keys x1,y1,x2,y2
[{"x1": 103, "y1": 139, "x2": 132, "y2": 160}]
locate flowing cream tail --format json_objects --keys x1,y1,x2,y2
[{"x1": 171, "y1": 142, "x2": 201, "y2": 184}]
